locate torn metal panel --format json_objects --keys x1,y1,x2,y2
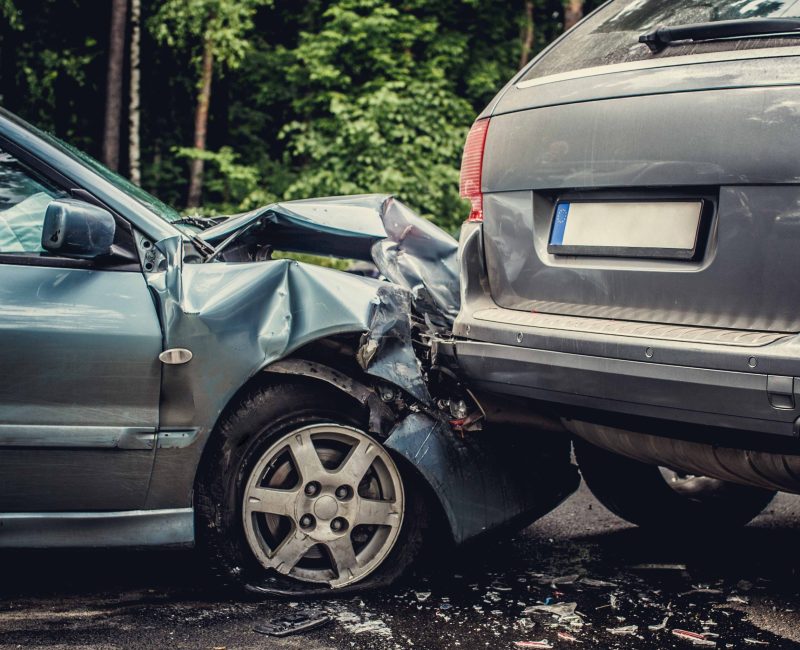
[
  {"x1": 384, "y1": 412, "x2": 580, "y2": 544},
  {"x1": 370, "y1": 197, "x2": 460, "y2": 328},
  {"x1": 357, "y1": 285, "x2": 433, "y2": 405}
]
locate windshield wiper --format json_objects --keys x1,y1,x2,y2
[{"x1": 639, "y1": 18, "x2": 800, "y2": 53}]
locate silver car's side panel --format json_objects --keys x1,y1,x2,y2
[
  {"x1": 0, "y1": 264, "x2": 162, "y2": 511},
  {"x1": 0, "y1": 509, "x2": 193, "y2": 547}
]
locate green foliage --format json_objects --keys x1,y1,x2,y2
[
  {"x1": 150, "y1": 0, "x2": 273, "y2": 73},
  {"x1": 173, "y1": 145, "x2": 260, "y2": 207},
  {"x1": 0, "y1": 0, "x2": 22, "y2": 30}
]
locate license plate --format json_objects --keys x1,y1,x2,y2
[{"x1": 548, "y1": 200, "x2": 704, "y2": 259}]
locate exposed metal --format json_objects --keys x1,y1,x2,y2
[
  {"x1": 242, "y1": 424, "x2": 404, "y2": 588},
  {"x1": 263, "y1": 359, "x2": 395, "y2": 435}
]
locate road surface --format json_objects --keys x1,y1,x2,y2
[{"x1": 2, "y1": 482, "x2": 799, "y2": 649}]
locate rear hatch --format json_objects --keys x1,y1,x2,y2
[{"x1": 479, "y1": 0, "x2": 800, "y2": 335}]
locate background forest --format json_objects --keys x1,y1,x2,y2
[{"x1": 0, "y1": 0, "x2": 601, "y2": 230}]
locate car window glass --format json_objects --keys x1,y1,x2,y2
[
  {"x1": 522, "y1": 0, "x2": 800, "y2": 82},
  {"x1": 0, "y1": 149, "x2": 63, "y2": 254}
]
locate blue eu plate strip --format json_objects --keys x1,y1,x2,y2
[{"x1": 550, "y1": 202, "x2": 570, "y2": 245}]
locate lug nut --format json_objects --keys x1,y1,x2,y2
[
  {"x1": 304, "y1": 481, "x2": 320, "y2": 497},
  {"x1": 335, "y1": 485, "x2": 351, "y2": 500},
  {"x1": 299, "y1": 514, "x2": 315, "y2": 529},
  {"x1": 331, "y1": 517, "x2": 348, "y2": 532}
]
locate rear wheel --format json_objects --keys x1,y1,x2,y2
[
  {"x1": 574, "y1": 437, "x2": 776, "y2": 529},
  {"x1": 196, "y1": 380, "x2": 428, "y2": 594}
]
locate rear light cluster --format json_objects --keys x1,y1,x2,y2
[{"x1": 459, "y1": 118, "x2": 490, "y2": 222}]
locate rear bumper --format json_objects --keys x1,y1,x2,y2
[
  {"x1": 451, "y1": 222, "x2": 800, "y2": 440},
  {"x1": 448, "y1": 337, "x2": 800, "y2": 438}
]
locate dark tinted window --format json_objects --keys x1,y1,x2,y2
[{"x1": 523, "y1": 0, "x2": 800, "y2": 81}]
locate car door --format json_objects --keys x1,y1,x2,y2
[{"x1": 0, "y1": 146, "x2": 163, "y2": 511}]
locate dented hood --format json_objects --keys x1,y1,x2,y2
[{"x1": 198, "y1": 194, "x2": 460, "y2": 326}]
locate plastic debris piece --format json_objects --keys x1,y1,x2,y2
[
  {"x1": 610, "y1": 594, "x2": 618, "y2": 609},
  {"x1": 648, "y1": 616, "x2": 670, "y2": 631},
  {"x1": 726, "y1": 595, "x2": 749, "y2": 604},
  {"x1": 579, "y1": 578, "x2": 618, "y2": 588},
  {"x1": 557, "y1": 631, "x2": 581, "y2": 643},
  {"x1": 606, "y1": 625, "x2": 638, "y2": 635},
  {"x1": 253, "y1": 610, "x2": 331, "y2": 637},
  {"x1": 672, "y1": 629, "x2": 716, "y2": 646},
  {"x1": 514, "y1": 641, "x2": 554, "y2": 649},
  {"x1": 744, "y1": 640, "x2": 768, "y2": 646},
  {"x1": 523, "y1": 602, "x2": 578, "y2": 617},
  {"x1": 415, "y1": 591, "x2": 431, "y2": 602}
]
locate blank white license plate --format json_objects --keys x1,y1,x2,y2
[{"x1": 548, "y1": 200, "x2": 704, "y2": 259}]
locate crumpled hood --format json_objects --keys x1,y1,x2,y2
[{"x1": 198, "y1": 194, "x2": 460, "y2": 327}]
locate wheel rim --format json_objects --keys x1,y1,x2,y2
[{"x1": 241, "y1": 423, "x2": 404, "y2": 588}]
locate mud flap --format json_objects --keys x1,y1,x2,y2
[{"x1": 384, "y1": 412, "x2": 580, "y2": 544}]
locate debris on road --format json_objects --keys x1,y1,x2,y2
[
  {"x1": 606, "y1": 624, "x2": 638, "y2": 635},
  {"x1": 648, "y1": 615, "x2": 670, "y2": 631},
  {"x1": 252, "y1": 609, "x2": 331, "y2": 637},
  {"x1": 557, "y1": 630, "x2": 582, "y2": 643},
  {"x1": 523, "y1": 602, "x2": 577, "y2": 617},
  {"x1": 630, "y1": 563, "x2": 688, "y2": 571},
  {"x1": 578, "y1": 577, "x2": 618, "y2": 589},
  {"x1": 671, "y1": 628, "x2": 717, "y2": 646},
  {"x1": 514, "y1": 641, "x2": 554, "y2": 649}
]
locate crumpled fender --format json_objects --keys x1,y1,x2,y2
[{"x1": 384, "y1": 412, "x2": 580, "y2": 544}]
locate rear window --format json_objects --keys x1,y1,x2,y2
[{"x1": 522, "y1": 0, "x2": 800, "y2": 82}]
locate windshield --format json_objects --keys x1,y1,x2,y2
[
  {"x1": 522, "y1": 0, "x2": 800, "y2": 82},
  {"x1": 56, "y1": 138, "x2": 184, "y2": 225}
]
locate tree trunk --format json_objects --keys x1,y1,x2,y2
[
  {"x1": 128, "y1": 0, "x2": 141, "y2": 185},
  {"x1": 519, "y1": 1, "x2": 534, "y2": 70},
  {"x1": 187, "y1": 38, "x2": 214, "y2": 208},
  {"x1": 564, "y1": 0, "x2": 584, "y2": 31},
  {"x1": 103, "y1": 0, "x2": 128, "y2": 171}
]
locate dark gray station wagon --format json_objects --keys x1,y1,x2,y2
[{"x1": 448, "y1": 0, "x2": 800, "y2": 527}]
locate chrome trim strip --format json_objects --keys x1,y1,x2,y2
[
  {"x1": 0, "y1": 508, "x2": 194, "y2": 547},
  {"x1": 0, "y1": 425, "x2": 156, "y2": 449},
  {"x1": 516, "y1": 46, "x2": 800, "y2": 90}
]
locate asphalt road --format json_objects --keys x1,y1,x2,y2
[{"x1": 2, "y1": 481, "x2": 800, "y2": 649}]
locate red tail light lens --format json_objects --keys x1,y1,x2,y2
[{"x1": 459, "y1": 118, "x2": 490, "y2": 222}]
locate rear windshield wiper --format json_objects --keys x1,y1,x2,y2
[{"x1": 639, "y1": 18, "x2": 800, "y2": 53}]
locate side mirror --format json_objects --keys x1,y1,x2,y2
[{"x1": 41, "y1": 198, "x2": 116, "y2": 259}]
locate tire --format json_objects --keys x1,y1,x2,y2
[
  {"x1": 195, "y1": 378, "x2": 429, "y2": 595},
  {"x1": 573, "y1": 437, "x2": 776, "y2": 529}
]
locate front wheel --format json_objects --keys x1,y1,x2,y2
[
  {"x1": 196, "y1": 380, "x2": 428, "y2": 594},
  {"x1": 574, "y1": 437, "x2": 777, "y2": 529}
]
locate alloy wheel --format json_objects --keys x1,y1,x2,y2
[{"x1": 241, "y1": 423, "x2": 404, "y2": 588}]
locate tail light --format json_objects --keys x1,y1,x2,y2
[{"x1": 459, "y1": 118, "x2": 490, "y2": 222}]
